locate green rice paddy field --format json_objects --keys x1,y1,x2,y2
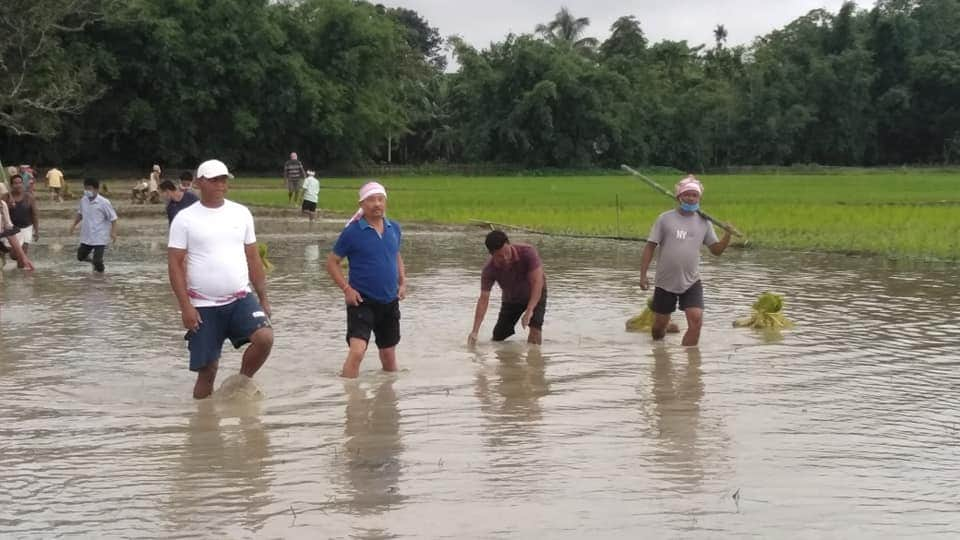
[{"x1": 229, "y1": 172, "x2": 960, "y2": 261}]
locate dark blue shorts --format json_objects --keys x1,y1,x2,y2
[{"x1": 187, "y1": 294, "x2": 271, "y2": 371}]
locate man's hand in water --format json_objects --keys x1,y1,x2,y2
[
  {"x1": 467, "y1": 332, "x2": 478, "y2": 346},
  {"x1": 521, "y1": 309, "x2": 533, "y2": 329},
  {"x1": 640, "y1": 275, "x2": 650, "y2": 290},
  {"x1": 181, "y1": 305, "x2": 202, "y2": 331}
]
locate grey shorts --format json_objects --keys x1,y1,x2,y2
[{"x1": 286, "y1": 177, "x2": 303, "y2": 192}]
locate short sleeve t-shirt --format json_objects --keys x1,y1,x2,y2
[
  {"x1": 481, "y1": 243, "x2": 545, "y2": 304},
  {"x1": 302, "y1": 176, "x2": 320, "y2": 203},
  {"x1": 332, "y1": 218, "x2": 402, "y2": 303},
  {"x1": 647, "y1": 209, "x2": 718, "y2": 294},
  {"x1": 77, "y1": 195, "x2": 118, "y2": 246},
  {"x1": 284, "y1": 160, "x2": 305, "y2": 180},
  {"x1": 46, "y1": 169, "x2": 64, "y2": 188},
  {"x1": 168, "y1": 199, "x2": 256, "y2": 307},
  {"x1": 165, "y1": 190, "x2": 199, "y2": 224}
]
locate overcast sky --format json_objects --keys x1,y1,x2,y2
[{"x1": 380, "y1": 0, "x2": 854, "y2": 53}]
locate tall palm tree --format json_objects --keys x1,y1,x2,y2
[
  {"x1": 535, "y1": 6, "x2": 598, "y2": 53},
  {"x1": 713, "y1": 24, "x2": 728, "y2": 50}
]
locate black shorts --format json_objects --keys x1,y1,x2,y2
[
  {"x1": 301, "y1": 200, "x2": 317, "y2": 212},
  {"x1": 493, "y1": 289, "x2": 547, "y2": 341},
  {"x1": 346, "y1": 298, "x2": 401, "y2": 349},
  {"x1": 652, "y1": 281, "x2": 704, "y2": 314}
]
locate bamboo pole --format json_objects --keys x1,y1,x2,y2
[
  {"x1": 620, "y1": 164, "x2": 743, "y2": 238},
  {"x1": 468, "y1": 219, "x2": 648, "y2": 243}
]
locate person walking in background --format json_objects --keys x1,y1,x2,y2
[
  {"x1": 167, "y1": 159, "x2": 273, "y2": 399},
  {"x1": 70, "y1": 178, "x2": 118, "y2": 273},
  {"x1": 325, "y1": 181, "x2": 406, "y2": 378},
  {"x1": 1, "y1": 175, "x2": 39, "y2": 268},
  {"x1": 159, "y1": 179, "x2": 199, "y2": 225},
  {"x1": 468, "y1": 230, "x2": 547, "y2": 346},
  {"x1": 46, "y1": 167, "x2": 65, "y2": 202},
  {"x1": 19, "y1": 165, "x2": 34, "y2": 194},
  {"x1": 283, "y1": 152, "x2": 306, "y2": 205},
  {"x1": 639, "y1": 175, "x2": 732, "y2": 346},
  {"x1": 301, "y1": 169, "x2": 320, "y2": 222},
  {"x1": 148, "y1": 164, "x2": 161, "y2": 203},
  {"x1": 179, "y1": 170, "x2": 194, "y2": 192}
]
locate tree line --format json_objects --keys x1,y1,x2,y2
[{"x1": 2, "y1": 0, "x2": 959, "y2": 172}]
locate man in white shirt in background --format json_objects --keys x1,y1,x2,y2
[
  {"x1": 301, "y1": 169, "x2": 320, "y2": 221},
  {"x1": 167, "y1": 159, "x2": 274, "y2": 399}
]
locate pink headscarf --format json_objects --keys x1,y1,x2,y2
[
  {"x1": 345, "y1": 181, "x2": 388, "y2": 227},
  {"x1": 675, "y1": 175, "x2": 703, "y2": 197}
]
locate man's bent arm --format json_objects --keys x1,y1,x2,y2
[{"x1": 709, "y1": 230, "x2": 732, "y2": 256}]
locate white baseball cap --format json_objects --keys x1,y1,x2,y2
[{"x1": 196, "y1": 159, "x2": 233, "y2": 180}]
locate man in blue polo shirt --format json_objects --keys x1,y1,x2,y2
[{"x1": 325, "y1": 181, "x2": 406, "y2": 378}]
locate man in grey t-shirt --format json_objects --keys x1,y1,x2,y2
[
  {"x1": 640, "y1": 175, "x2": 732, "y2": 346},
  {"x1": 283, "y1": 152, "x2": 307, "y2": 205}
]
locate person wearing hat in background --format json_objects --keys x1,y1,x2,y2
[
  {"x1": 639, "y1": 175, "x2": 732, "y2": 346},
  {"x1": 325, "y1": 181, "x2": 406, "y2": 378},
  {"x1": 300, "y1": 169, "x2": 320, "y2": 221},
  {"x1": 70, "y1": 178, "x2": 118, "y2": 273},
  {"x1": 168, "y1": 159, "x2": 273, "y2": 399}
]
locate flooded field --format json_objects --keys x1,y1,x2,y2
[{"x1": 2, "y1": 210, "x2": 959, "y2": 538}]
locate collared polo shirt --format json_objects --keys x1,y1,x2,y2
[{"x1": 332, "y1": 217, "x2": 402, "y2": 303}]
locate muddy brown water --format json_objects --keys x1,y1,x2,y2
[{"x1": 1, "y1": 209, "x2": 959, "y2": 538}]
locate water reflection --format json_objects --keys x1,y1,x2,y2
[
  {"x1": 475, "y1": 345, "x2": 550, "y2": 428},
  {"x1": 650, "y1": 346, "x2": 705, "y2": 493},
  {"x1": 337, "y1": 377, "x2": 404, "y2": 514},
  {"x1": 168, "y1": 400, "x2": 272, "y2": 535},
  {"x1": 474, "y1": 345, "x2": 550, "y2": 496}
]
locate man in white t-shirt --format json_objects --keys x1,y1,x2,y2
[
  {"x1": 168, "y1": 159, "x2": 274, "y2": 399},
  {"x1": 300, "y1": 170, "x2": 320, "y2": 221}
]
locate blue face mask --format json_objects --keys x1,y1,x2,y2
[
  {"x1": 84, "y1": 190, "x2": 95, "y2": 199},
  {"x1": 680, "y1": 202, "x2": 700, "y2": 212}
]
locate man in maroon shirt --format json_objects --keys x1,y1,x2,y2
[{"x1": 468, "y1": 230, "x2": 547, "y2": 345}]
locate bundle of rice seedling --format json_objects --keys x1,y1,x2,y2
[
  {"x1": 625, "y1": 298, "x2": 679, "y2": 333},
  {"x1": 733, "y1": 292, "x2": 793, "y2": 329},
  {"x1": 257, "y1": 242, "x2": 274, "y2": 273},
  {"x1": 625, "y1": 297, "x2": 655, "y2": 332}
]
